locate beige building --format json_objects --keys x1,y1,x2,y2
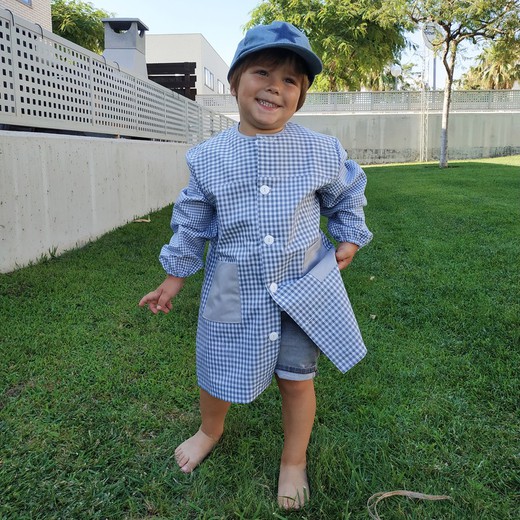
[
  {"x1": 146, "y1": 33, "x2": 230, "y2": 98},
  {"x1": 0, "y1": 0, "x2": 51, "y2": 31}
]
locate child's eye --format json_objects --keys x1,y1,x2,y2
[
  {"x1": 285, "y1": 77, "x2": 297, "y2": 85},
  {"x1": 255, "y1": 69, "x2": 268, "y2": 76}
]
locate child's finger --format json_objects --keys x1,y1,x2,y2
[
  {"x1": 138, "y1": 295, "x2": 150, "y2": 307},
  {"x1": 157, "y1": 297, "x2": 172, "y2": 314},
  {"x1": 336, "y1": 255, "x2": 353, "y2": 270},
  {"x1": 140, "y1": 287, "x2": 164, "y2": 304}
]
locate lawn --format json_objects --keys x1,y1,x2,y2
[{"x1": 1, "y1": 157, "x2": 518, "y2": 519}]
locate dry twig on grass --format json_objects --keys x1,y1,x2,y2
[{"x1": 367, "y1": 490, "x2": 453, "y2": 519}]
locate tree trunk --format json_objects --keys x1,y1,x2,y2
[
  {"x1": 439, "y1": 77, "x2": 452, "y2": 168},
  {"x1": 439, "y1": 42, "x2": 457, "y2": 168}
]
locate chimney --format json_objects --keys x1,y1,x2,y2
[{"x1": 102, "y1": 18, "x2": 149, "y2": 77}]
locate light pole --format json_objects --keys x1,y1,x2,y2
[
  {"x1": 422, "y1": 22, "x2": 443, "y2": 90},
  {"x1": 390, "y1": 64, "x2": 402, "y2": 90}
]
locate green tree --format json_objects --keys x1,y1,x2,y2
[
  {"x1": 247, "y1": 0, "x2": 409, "y2": 91},
  {"x1": 462, "y1": 39, "x2": 520, "y2": 89},
  {"x1": 405, "y1": 0, "x2": 520, "y2": 167},
  {"x1": 364, "y1": 63, "x2": 420, "y2": 91},
  {"x1": 51, "y1": 0, "x2": 113, "y2": 54}
]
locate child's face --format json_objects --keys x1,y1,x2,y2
[{"x1": 231, "y1": 60, "x2": 303, "y2": 136}]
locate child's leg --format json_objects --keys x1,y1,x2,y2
[
  {"x1": 276, "y1": 376, "x2": 316, "y2": 509},
  {"x1": 175, "y1": 388, "x2": 231, "y2": 473}
]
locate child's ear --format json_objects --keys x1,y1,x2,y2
[{"x1": 230, "y1": 86, "x2": 237, "y2": 96}]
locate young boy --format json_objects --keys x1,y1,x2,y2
[{"x1": 139, "y1": 21, "x2": 372, "y2": 510}]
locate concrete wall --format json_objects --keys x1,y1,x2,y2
[
  {"x1": 2, "y1": 110, "x2": 519, "y2": 272},
  {"x1": 0, "y1": 132, "x2": 190, "y2": 273},
  {"x1": 0, "y1": 0, "x2": 51, "y2": 31},
  {"x1": 293, "y1": 111, "x2": 520, "y2": 164}
]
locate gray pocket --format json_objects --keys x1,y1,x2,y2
[
  {"x1": 303, "y1": 237, "x2": 323, "y2": 274},
  {"x1": 308, "y1": 247, "x2": 338, "y2": 282},
  {"x1": 202, "y1": 261, "x2": 242, "y2": 323}
]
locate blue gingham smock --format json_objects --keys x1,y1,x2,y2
[{"x1": 160, "y1": 122, "x2": 373, "y2": 403}]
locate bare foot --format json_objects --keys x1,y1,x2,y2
[
  {"x1": 174, "y1": 428, "x2": 220, "y2": 473},
  {"x1": 277, "y1": 463, "x2": 310, "y2": 510}
]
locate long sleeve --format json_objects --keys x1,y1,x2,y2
[
  {"x1": 159, "y1": 168, "x2": 217, "y2": 278},
  {"x1": 319, "y1": 144, "x2": 373, "y2": 247}
]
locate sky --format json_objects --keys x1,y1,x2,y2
[
  {"x1": 93, "y1": 0, "x2": 475, "y2": 86},
  {"x1": 94, "y1": 0, "x2": 260, "y2": 66}
]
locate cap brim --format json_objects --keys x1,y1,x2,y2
[{"x1": 228, "y1": 42, "x2": 323, "y2": 84}]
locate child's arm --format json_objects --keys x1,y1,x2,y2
[
  {"x1": 319, "y1": 143, "x2": 373, "y2": 252},
  {"x1": 139, "y1": 275, "x2": 185, "y2": 315},
  {"x1": 335, "y1": 241, "x2": 359, "y2": 271}
]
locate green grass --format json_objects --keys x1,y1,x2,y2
[{"x1": 1, "y1": 157, "x2": 518, "y2": 519}]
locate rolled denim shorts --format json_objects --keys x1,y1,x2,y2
[{"x1": 275, "y1": 312, "x2": 321, "y2": 381}]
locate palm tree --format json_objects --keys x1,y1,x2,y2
[{"x1": 462, "y1": 42, "x2": 520, "y2": 89}]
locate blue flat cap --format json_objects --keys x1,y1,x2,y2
[{"x1": 228, "y1": 21, "x2": 323, "y2": 85}]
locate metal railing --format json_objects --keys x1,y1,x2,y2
[
  {"x1": 0, "y1": 8, "x2": 234, "y2": 142},
  {"x1": 197, "y1": 89, "x2": 520, "y2": 114}
]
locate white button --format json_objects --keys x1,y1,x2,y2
[
  {"x1": 269, "y1": 332, "x2": 279, "y2": 341},
  {"x1": 260, "y1": 185, "x2": 271, "y2": 195},
  {"x1": 264, "y1": 235, "x2": 274, "y2": 245},
  {"x1": 269, "y1": 282, "x2": 278, "y2": 293}
]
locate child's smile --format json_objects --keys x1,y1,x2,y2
[
  {"x1": 232, "y1": 62, "x2": 302, "y2": 136},
  {"x1": 257, "y1": 98, "x2": 282, "y2": 109}
]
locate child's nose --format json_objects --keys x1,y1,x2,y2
[{"x1": 266, "y1": 77, "x2": 282, "y2": 93}]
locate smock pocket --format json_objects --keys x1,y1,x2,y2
[
  {"x1": 202, "y1": 261, "x2": 242, "y2": 323},
  {"x1": 303, "y1": 237, "x2": 323, "y2": 274},
  {"x1": 308, "y1": 247, "x2": 338, "y2": 282}
]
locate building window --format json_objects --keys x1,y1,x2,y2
[
  {"x1": 17, "y1": 0, "x2": 32, "y2": 6},
  {"x1": 204, "y1": 67, "x2": 214, "y2": 90},
  {"x1": 217, "y1": 80, "x2": 225, "y2": 95}
]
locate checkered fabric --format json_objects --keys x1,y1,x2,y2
[{"x1": 159, "y1": 122, "x2": 373, "y2": 403}]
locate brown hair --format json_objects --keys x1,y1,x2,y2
[{"x1": 229, "y1": 48, "x2": 311, "y2": 111}]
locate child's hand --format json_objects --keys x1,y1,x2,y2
[
  {"x1": 139, "y1": 276, "x2": 185, "y2": 314},
  {"x1": 335, "y1": 242, "x2": 359, "y2": 270}
]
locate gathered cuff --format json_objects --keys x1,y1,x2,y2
[
  {"x1": 333, "y1": 228, "x2": 373, "y2": 249},
  {"x1": 159, "y1": 252, "x2": 203, "y2": 278}
]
